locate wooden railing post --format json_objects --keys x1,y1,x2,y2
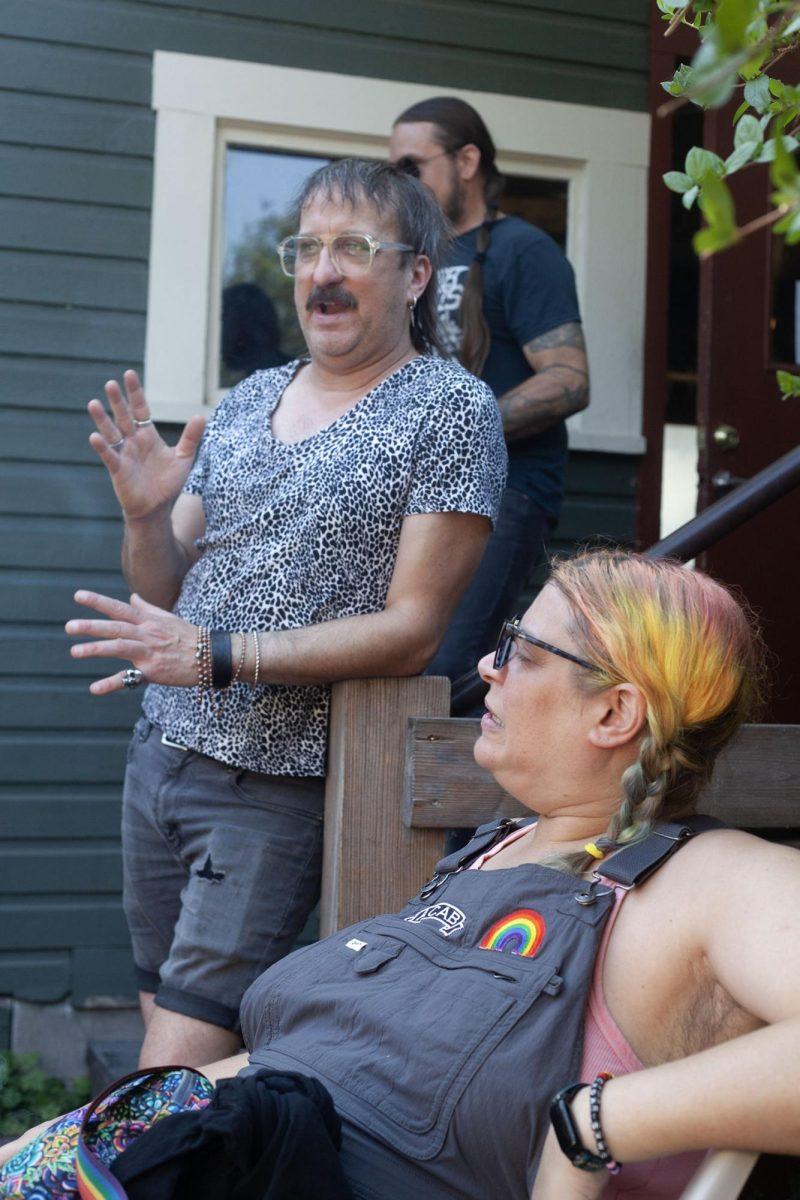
[{"x1": 320, "y1": 675, "x2": 451, "y2": 936}]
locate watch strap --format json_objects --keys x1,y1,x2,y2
[{"x1": 549, "y1": 1082, "x2": 606, "y2": 1172}]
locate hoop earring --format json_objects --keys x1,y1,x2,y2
[{"x1": 408, "y1": 298, "x2": 417, "y2": 329}]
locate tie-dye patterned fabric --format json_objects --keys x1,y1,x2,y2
[{"x1": 0, "y1": 1068, "x2": 212, "y2": 1199}]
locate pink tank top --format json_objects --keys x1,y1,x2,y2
[
  {"x1": 473, "y1": 830, "x2": 706, "y2": 1196},
  {"x1": 582, "y1": 884, "x2": 705, "y2": 1197}
]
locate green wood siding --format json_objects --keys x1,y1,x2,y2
[{"x1": 0, "y1": 0, "x2": 645, "y2": 1005}]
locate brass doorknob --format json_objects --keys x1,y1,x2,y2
[{"x1": 713, "y1": 424, "x2": 740, "y2": 451}]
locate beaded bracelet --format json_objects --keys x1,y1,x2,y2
[
  {"x1": 230, "y1": 632, "x2": 246, "y2": 687},
  {"x1": 253, "y1": 631, "x2": 261, "y2": 687},
  {"x1": 195, "y1": 626, "x2": 213, "y2": 708},
  {"x1": 589, "y1": 1072, "x2": 622, "y2": 1174}
]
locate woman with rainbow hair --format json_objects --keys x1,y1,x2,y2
[{"x1": 3, "y1": 550, "x2": 799, "y2": 1198}]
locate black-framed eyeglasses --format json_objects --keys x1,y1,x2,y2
[
  {"x1": 394, "y1": 149, "x2": 455, "y2": 179},
  {"x1": 494, "y1": 617, "x2": 596, "y2": 672}
]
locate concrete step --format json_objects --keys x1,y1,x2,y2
[{"x1": 87, "y1": 1038, "x2": 140, "y2": 1093}]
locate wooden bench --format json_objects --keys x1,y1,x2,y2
[{"x1": 319, "y1": 677, "x2": 800, "y2": 1200}]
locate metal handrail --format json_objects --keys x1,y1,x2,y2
[
  {"x1": 450, "y1": 442, "x2": 800, "y2": 715},
  {"x1": 645, "y1": 442, "x2": 800, "y2": 562}
]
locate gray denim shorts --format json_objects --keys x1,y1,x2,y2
[{"x1": 122, "y1": 718, "x2": 324, "y2": 1030}]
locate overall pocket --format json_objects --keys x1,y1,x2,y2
[{"x1": 248, "y1": 915, "x2": 560, "y2": 1159}]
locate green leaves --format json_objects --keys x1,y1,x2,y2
[
  {"x1": 687, "y1": 146, "x2": 727, "y2": 180},
  {"x1": 694, "y1": 169, "x2": 740, "y2": 255},
  {"x1": 664, "y1": 145, "x2": 726, "y2": 212},
  {"x1": 0, "y1": 1050, "x2": 90, "y2": 1136},
  {"x1": 715, "y1": 0, "x2": 759, "y2": 52},
  {"x1": 662, "y1": 62, "x2": 696, "y2": 99},
  {"x1": 658, "y1": 2, "x2": 800, "y2": 257},
  {"x1": 777, "y1": 370, "x2": 800, "y2": 399},
  {"x1": 743, "y1": 75, "x2": 772, "y2": 114}
]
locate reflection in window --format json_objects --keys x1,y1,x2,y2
[
  {"x1": 221, "y1": 146, "x2": 331, "y2": 387},
  {"x1": 500, "y1": 175, "x2": 568, "y2": 248}
]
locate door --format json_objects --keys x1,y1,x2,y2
[
  {"x1": 642, "y1": 15, "x2": 800, "y2": 722},
  {"x1": 696, "y1": 105, "x2": 800, "y2": 722}
]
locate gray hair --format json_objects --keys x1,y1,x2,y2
[{"x1": 292, "y1": 158, "x2": 451, "y2": 356}]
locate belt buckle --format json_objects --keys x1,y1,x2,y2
[{"x1": 161, "y1": 731, "x2": 189, "y2": 752}]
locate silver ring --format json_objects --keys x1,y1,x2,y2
[
  {"x1": 109, "y1": 437, "x2": 125, "y2": 451},
  {"x1": 122, "y1": 668, "x2": 145, "y2": 689},
  {"x1": 133, "y1": 418, "x2": 153, "y2": 427}
]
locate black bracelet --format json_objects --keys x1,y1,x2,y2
[
  {"x1": 210, "y1": 630, "x2": 233, "y2": 689},
  {"x1": 588, "y1": 1073, "x2": 621, "y2": 1174},
  {"x1": 549, "y1": 1082, "x2": 606, "y2": 1172}
]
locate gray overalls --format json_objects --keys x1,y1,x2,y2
[{"x1": 241, "y1": 816, "x2": 717, "y2": 1199}]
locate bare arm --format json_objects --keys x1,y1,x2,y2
[
  {"x1": 532, "y1": 833, "x2": 800, "y2": 1199},
  {"x1": 122, "y1": 492, "x2": 205, "y2": 609},
  {"x1": 498, "y1": 322, "x2": 589, "y2": 443},
  {"x1": 202, "y1": 1051, "x2": 250, "y2": 1083},
  {"x1": 242, "y1": 510, "x2": 490, "y2": 683},
  {"x1": 66, "y1": 510, "x2": 492, "y2": 691}
]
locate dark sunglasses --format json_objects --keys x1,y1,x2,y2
[
  {"x1": 493, "y1": 617, "x2": 596, "y2": 672},
  {"x1": 394, "y1": 148, "x2": 455, "y2": 178}
]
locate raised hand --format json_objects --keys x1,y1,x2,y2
[
  {"x1": 88, "y1": 369, "x2": 206, "y2": 521},
  {"x1": 66, "y1": 591, "x2": 198, "y2": 694}
]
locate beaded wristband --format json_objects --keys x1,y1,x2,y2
[
  {"x1": 589, "y1": 1072, "x2": 621, "y2": 1174},
  {"x1": 195, "y1": 626, "x2": 213, "y2": 707},
  {"x1": 210, "y1": 630, "x2": 233, "y2": 689},
  {"x1": 253, "y1": 631, "x2": 261, "y2": 687},
  {"x1": 230, "y1": 632, "x2": 246, "y2": 687}
]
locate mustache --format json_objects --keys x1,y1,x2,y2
[{"x1": 306, "y1": 286, "x2": 358, "y2": 312}]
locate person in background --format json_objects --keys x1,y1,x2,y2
[
  {"x1": 221, "y1": 282, "x2": 288, "y2": 383},
  {"x1": 390, "y1": 96, "x2": 590, "y2": 690},
  {"x1": 64, "y1": 159, "x2": 506, "y2": 1070}
]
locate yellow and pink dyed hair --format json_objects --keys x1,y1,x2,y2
[{"x1": 548, "y1": 550, "x2": 766, "y2": 872}]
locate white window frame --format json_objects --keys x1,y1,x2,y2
[{"x1": 146, "y1": 51, "x2": 649, "y2": 454}]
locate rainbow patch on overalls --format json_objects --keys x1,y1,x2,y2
[{"x1": 479, "y1": 908, "x2": 546, "y2": 957}]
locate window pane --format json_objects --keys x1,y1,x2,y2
[
  {"x1": 499, "y1": 175, "x2": 568, "y2": 248},
  {"x1": 220, "y1": 146, "x2": 331, "y2": 387}
]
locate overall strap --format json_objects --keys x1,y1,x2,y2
[
  {"x1": 598, "y1": 815, "x2": 724, "y2": 888},
  {"x1": 417, "y1": 817, "x2": 535, "y2": 901},
  {"x1": 435, "y1": 817, "x2": 534, "y2": 874}
]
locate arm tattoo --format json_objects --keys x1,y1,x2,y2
[
  {"x1": 535, "y1": 362, "x2": 589, "y2": 380},
  {"x1": 496, "y1": 322, "x2": 589, "y2": 440},
  {"x1": 525, "y1": 321, "x2": 586, "y2": 354},
  {"x1": 499, "y1": 361, "x2": 589, "y2": 441}
]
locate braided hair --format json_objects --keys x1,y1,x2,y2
[
  {"x1": 544, "y1": 551, "x2": 767, "y2": 876},
  {"x1": 394, "y1": 97, "x2": 503, "y2": 375}
]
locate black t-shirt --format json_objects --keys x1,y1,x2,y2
[{"x1": 436, "y1": 214, "x2": 582, "y2": 518}]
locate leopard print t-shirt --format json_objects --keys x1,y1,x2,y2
[{"x1": 143, "y1": 355, "x2": 507, "y2": 776}]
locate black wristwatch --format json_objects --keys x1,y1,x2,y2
[{"x1": 549, "y1": 1082, "x2": 606, "y2": 1172}]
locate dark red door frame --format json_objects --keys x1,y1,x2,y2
[{"x1": 637, "y1": 14, "x2": 698, "y2": 547}]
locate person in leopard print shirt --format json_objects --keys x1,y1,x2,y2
[{"x1": 66, "y1": 160, "x2": 507, "y2": 1069}]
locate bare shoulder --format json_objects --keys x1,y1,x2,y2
[
  {"x1": 628, "y1": 827, "x2": 800, "y2": 928},
  {"x1": 662, "y1": 826, "x2": 800, "y2": 890},
  {"x1": 644, "y1": 828, "x2": 800, "y2": 1020},
  {"x1": 603, "y1": 829, "x2": 800, "y2": 1062}
]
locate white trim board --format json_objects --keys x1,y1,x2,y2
[{"x1": 145, "y1": 51, "x2": 649, "y2": 456}]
